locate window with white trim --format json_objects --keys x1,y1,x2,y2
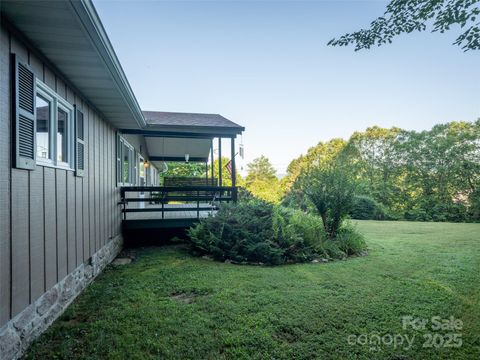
[
  {"x1": 117, "y1": 135, "x2": 135, "y2": 185},
  {"x1": 35, "y1": 80, "x2": 74, "y2": 169}
]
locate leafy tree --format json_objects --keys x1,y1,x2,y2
[
  {"x1": 298, "y1": 151, "x2": 357, "y2": 238},
  {"x1": 349, "y1": 126, "x2": 404, "y2": 213},
  {"x1": 397, "y1": 120, "x2": 480, "y2": 221},
  {"x1": 245, "y1": 156, "x2": 282, "y2": 203},
  {"x1": 246, "y1": 156, "x2": 277, "y2": 183},
  {"x1": 284, "y1": 120, "x2": 480, "y2": 222},
  {"x1": 328, "y1": 0, "x2": 480, "y2": 51},
  {"x1": 282, "y1": 138, "x2": 347, "y2": 192},
  {"x1": 208, "y1": 157, "x2": 243, "y2": 187},
  {"x1": 159, "y1": 162, "x2": 207, "y2": 184}
]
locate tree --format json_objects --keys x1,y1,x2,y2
[
  {"x1": 282, "y1": 138, "x2": 347, "y2": 192},
  {"x1": 328, "y1": 0, "x2": 480, "y2": 51},
  {"x1": 159, "y1": 161, "x2": 207, "y2": 184},
  {"x1": 246, "y1": 156, "x2": 277, "y2": 184},
  {"x1": 208, "y1": 157, "x2": 243, "y2": 187},
  {"x1": 298, "y1": 152, "x2": 357, "y2": 239},
  {"x1": 245, "y1": 156, "x2": 282, "y2": 203},
  {"x1": 349, "y1": 126, "x2": 404, "y2": 212}
]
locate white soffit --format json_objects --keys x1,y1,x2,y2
[{"x1": 145, "y1": 137, "x2": 212, "y2": 160}]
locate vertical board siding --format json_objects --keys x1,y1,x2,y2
[
  {"x1": 88, "y1": 107, "x2": 95, "y2": 257},
  {"x1": 9, "y1": 35, "x2": 29, "y2": 318},
  {"x1": 82, "y1": 100, "x2": 90, "y2": 261},
  {"x1": 29, "y1": 166, "x2": 45, "y2": 300},
  {"x1": 44, "y1": 65, "x2": 55, "y2": 90},
  {"x1": 66, "y1": 172, "x2": 76, "y2": 273},
  {"x1": 44, "y1": 167, "x2": 57, "y2": 289},
  {"x1": 75, "y1": 177, "x2": 83, "y2": 267},
  {"x1": 107, "y1": 127, "x2": 115, "y2": 239},
  {"x1": 1, "y1": 24, "x2": 127, "y2": 328},
  {"x1": 95, "y1": 114, "x2": 100, "y2": 251},
  {"x1": 0, "y1": 25, "x2": 12, "y2": 324},
  {"x1": 56, "y1": 170, "x2": 67, "y2": 280},
  {"x1": 99, "y1": 120, "x2": 104, "y2": 247},
  {"x1": 11, "y1": 170, "x2": 30, "y2": 316}
]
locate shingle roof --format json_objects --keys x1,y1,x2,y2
[{"x1": 143, "y1": 111, "x2": 244, "y2": 131}]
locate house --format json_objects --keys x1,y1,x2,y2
[{"x1": 0, "y1": 1, "x2": 243, "y2": 358}]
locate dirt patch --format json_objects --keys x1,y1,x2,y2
[
  {"x1": 112, "y1": 258, "x2": 132, "y2": 266},
  {"x1": 170, "y1": 292, "x2": 198, "y2": 304}
]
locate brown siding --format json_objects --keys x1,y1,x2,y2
[
  {"x1": 0, "y1": 24, "x2": 123, "y2": 327},
  {"x1": 11, "y1": 170, "x2": 30, "y2": 317},
  {"x1": 0, "y1": 23, "x2": 12, "y2": 324},
  {"x1": 75, "y1": 176, "x2": 83, "y2": 267},
  {"x1": 44, "y1": 167, "x2": 57, "y2": 289},
  {"x1": 88, "y1": 107, "x2": 95, "y2": 257},
  {"x1": 9, "y1": 35, "x2": 30, "y2": 318},
  {"x1": 66, "y1": 172, "x2": 76, "y2": 273},
  {"x1": 56, "y1": 170, "x2": 67, "y2": 280},
  {"x1": 29, "y1": 167, "x2": 45, "y2": 300}
]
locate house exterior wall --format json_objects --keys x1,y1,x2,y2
[{"x1": 0, "y1": 23, "x2": 136, "y2": 359}]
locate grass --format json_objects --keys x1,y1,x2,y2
[{"x1": 25, "y1": 221, "x2": 480, "y2": 359}]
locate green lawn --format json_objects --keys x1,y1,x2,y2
[{"x1": 25, "y1": 221, "x2": 480, "y2": 359}]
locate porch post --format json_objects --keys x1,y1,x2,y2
[
  {"x1": 231, "y1": 137, "x2": 236, "y2": 187},
  {"x1": 210, "y1": 138, "x2": 214, "y2": 185},
  {"x1": 218, "y1": 137, "x2": 222, "y2": 187},
  {"x1": 205, "y1": 161, "x2": 208, "y2": 184}
]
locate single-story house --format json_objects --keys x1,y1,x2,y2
[{"x1": 0, "y1": 1, "x2": 243, "y2": 358}]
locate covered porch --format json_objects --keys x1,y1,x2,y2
[{"x1": 120, "y1": 111, "x2": 244, "y2": 230}]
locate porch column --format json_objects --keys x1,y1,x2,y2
[
  {"x1": 205, "y1": 161, "x2": 208, "y2": 183},
  {"x1": 218, "y1": 137, "x2": 222, "y2": 186},
  {"x1": 231, "y1": 137, "x2": 236, "y2": 187},
  {"x1": 210, "y1": 138, "x2": 214, "y2": 184}
]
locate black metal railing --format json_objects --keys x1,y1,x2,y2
[{"x1": 120, "y1": 185, "x2": 237, "y2": 221}]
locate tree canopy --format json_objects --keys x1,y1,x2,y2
[
  {"x1": 284, "y1": 120, "x2": 480, "y2": 222},
  {"x1": 328, "y1": 0, "x2": 480, "y2": 51},
  {"x1": 245, "y1": 156, "x2": 283, "y2": 203}
]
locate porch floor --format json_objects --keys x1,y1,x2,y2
[{"x1": 122, "y1": 203, "x2": 216, "y2": 229}]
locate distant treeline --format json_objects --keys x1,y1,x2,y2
[{"x1": 282, "y1": 120, "x2": 480, "y2": 222}]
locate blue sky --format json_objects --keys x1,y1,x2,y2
[{"x1": 94, "y1": 0, "x2": 480, "y2": 174}]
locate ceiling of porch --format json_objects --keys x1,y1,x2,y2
[{"x1": 145, "y1": 137, "x2": 211, "y2": 168}]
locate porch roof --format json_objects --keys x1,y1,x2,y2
[{"x1": 142, "y1": 111, "x2": 244, "y2": 137}]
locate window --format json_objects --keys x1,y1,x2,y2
[
  {"x1": 36, "y1": 94, "x2": 51, "y2": 160},
  {"x1": 117, "y1": 135, "x2": 135, "y2": 185},
  {"x1": 57, "y1": 107, "x2": 68, "y2": 163},
  {"x1": 36, "y1": 80, "x2": 74, "y2": 169}
]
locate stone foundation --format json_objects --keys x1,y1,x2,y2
[{"x1": 0, "y1": 235, "x2": 123, "y2": 360}]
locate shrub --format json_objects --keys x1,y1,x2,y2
[
  {"x1": 297, "y1": 157, "x2": 357, "y2": 239},
  {"x1": 188, "y1": 200, "x2": 366, "y2": 265},
  {"x1": 335, "y1": 224, "x2": 367, "y2": 256},
  {"x1": 349, "y1": 195, "x2": 386, "y2": 220}
]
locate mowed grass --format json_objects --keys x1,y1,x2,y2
[{"x1": 25, "y1": 221, "x2": 480, "y2": 359}]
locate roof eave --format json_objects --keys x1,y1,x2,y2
[
  {"x1": 146, "y1": 123, "x2": 245, "y2": 135},
  {"x1": 67, "y1": 0, "x2": 146, "y2": 129}
]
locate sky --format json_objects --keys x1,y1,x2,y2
[{"x1": 94, "y1": 0, "x2": 480, "y2": 175}]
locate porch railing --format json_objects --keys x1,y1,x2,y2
[{"x1": 120, "y1": 185, "x2": 237, "y2": 221}]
